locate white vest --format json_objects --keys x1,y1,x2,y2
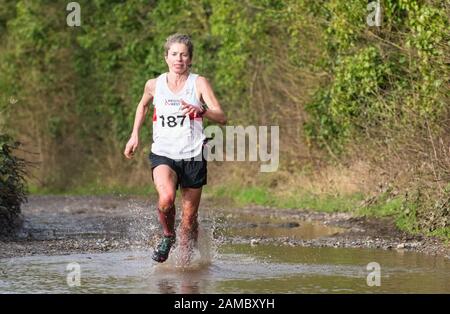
[{"x1": 151, "y1": 72, "x2": 205, "y2": 159}]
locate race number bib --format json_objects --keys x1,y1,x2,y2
[{"x1": 155, "y1": 99, "x2": 191, "y2": 138}]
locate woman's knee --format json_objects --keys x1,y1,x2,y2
[{"x1": 158, "y1": 194, "x2": 175, "y2": 212}]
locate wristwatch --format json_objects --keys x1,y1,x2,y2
[{"x1": 199, "y1": 104, "x2": 208, "y2": 117}]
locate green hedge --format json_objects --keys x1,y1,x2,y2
[{"x1": 0, "y1": 134, "x2": 27, "y2": 234}]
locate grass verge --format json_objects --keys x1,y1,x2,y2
[
  {"x1": 205, "y1": 185, "x2": 450, "y2": 241},
  {"x1": 203, "y1": 185, "x2": 365, "y2": 213}
]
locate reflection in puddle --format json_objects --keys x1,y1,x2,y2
[
  {"x1": 225, "y1": 222, "x2": 342, "y2": 240},
  {"x1": 213, "y1": 211, "x2": 344, "y2": 240}
]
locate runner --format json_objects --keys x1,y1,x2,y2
[{"x1": 124, "y1": 34, "x2": 227, "y2": 264}]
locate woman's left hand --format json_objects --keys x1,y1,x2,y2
[{"x1": 181, "y1": 100, "x2": 204, "y2": 118}]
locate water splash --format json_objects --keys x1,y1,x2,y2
[
  {"x1": 154, "y1": 224, "x2": 216, "y2": 272},
  {"x1": 126, "y1": 199, "x2": 159, "y2": 247},
  {"x1": 125, "y1": 196, "x2": 225, "y2": 270}
]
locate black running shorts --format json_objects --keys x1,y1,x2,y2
[{"x1": 149, "y1": 152, "x2": 207, "y2": 189}]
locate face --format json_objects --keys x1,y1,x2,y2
[{"x1": 165, "y1": 43, "x2": 191, "y2": 74}]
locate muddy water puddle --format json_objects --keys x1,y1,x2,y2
[
  {"x1": 1, "y1": 244, "x2": 449, "y2": 293},
  {"x1": 2, "y1": 199, "x2": 449, "y2": 293}
]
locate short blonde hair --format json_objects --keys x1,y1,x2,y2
[{"x1": 164, "y1": 33, "x2": 194, "y2": 58}]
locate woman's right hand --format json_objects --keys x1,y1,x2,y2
[{"x1": 124, "y1": 136, "x2": 139, "y2": 159}]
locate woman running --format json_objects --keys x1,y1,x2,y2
[{"x1": 124, "y1": 34, "x2": 227, "y2": 264}]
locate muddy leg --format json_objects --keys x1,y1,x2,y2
[
  {"x1": 153, "y1": 165, "x2": 177, "y2": 237},
  {"x1": 179, "y1": 187, "x2": 202, "y2": 265}
]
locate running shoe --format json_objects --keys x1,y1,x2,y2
[{"x1": 152, "y1": 235, "x2": 176, "y2": 263}]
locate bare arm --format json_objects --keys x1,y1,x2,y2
[
  {"x1": 181, "y1": 76, "x2": 227, "y2": 125},
  {"x1": 197, "y1": 76, "x2": 227, "y2": 125},
  {"x1": 124, "y1": 79, "x2": 155, "y2": 159}
]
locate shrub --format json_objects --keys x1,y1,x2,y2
[{"x1": 0, "y1": 134, "x2": 27, "y2": 234}]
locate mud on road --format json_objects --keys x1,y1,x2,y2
[{"x1": 0, "y1": 195, "x2": 448, "y2": 259}]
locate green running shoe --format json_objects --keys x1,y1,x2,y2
[{"x1": 152, "y1": 235, "x2": 176, "y2": 263}]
